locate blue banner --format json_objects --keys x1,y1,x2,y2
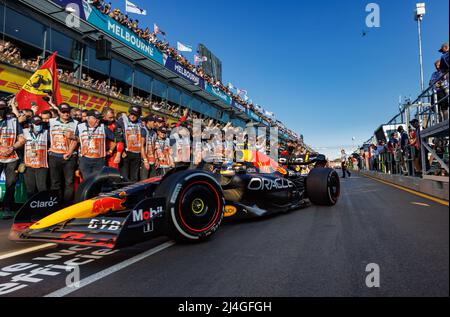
[
  {"x1": 205, "y1": 83, "x2": 232, "y2": 105},
  {"x1": 248, "y1": 110, "x2": 261, "y2": 122},
  {"x1": 232, "y1": 100, "x2": 247, "y2": 113},
  {"x1": 164, "y1": 57, "x2": 204, "y2": 87},
  {"x1": 84, "y1": 6, "x2": 164, "y2": 65}
]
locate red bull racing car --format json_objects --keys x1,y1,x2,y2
[{"x1": 9, "y1": 150, "x2": 340, "y2": 249}]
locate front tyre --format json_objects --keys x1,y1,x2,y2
[
  {"x1": 306, "y1": 168, "x2": 340, "y2": 206},
  {"x1": 154, "y1": 170, "x2": 225, "y2": 242}
]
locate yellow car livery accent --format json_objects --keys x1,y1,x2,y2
[{"x1": 224, "y1": 205, "x2": 238, "y2": 217}]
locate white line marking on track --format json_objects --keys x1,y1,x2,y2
[
  {"x1": 0, "y1": 243, "x2": 56, "y2": 260},
  {"x1": 44, "y1": 241, "x2": 176, "y2": 297},
  {"x1": 411, "y1": 202, "x2": 431, "y2": 207}
]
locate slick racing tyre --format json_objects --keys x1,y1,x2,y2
[
  {"x1": 74, "y1": 167, "x2": 126, "y2": 203},
  {"x1": 154, "y1": 170, "x2": 225, "y2": 242},
  {"x1": 306, "y1": 168, "x2": 340, "y2": 206}
]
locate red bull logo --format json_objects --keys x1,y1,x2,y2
[{"x1": 92, "y1": 197, "x2": 127, "y2": 215}]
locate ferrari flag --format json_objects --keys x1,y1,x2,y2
[{"x1": 16, "y1": 52, "x2": 62, "y2": 114}]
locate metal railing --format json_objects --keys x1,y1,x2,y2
[{"x1": 363, "y1": 70, "x2": 449, "y2": 179}]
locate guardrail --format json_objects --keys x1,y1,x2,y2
[{"x1": 363, "y1": 71, "x2": 449, "y2": 180}]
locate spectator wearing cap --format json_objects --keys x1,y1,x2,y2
[
  {"x1": 116, "y1": 106, "x2": 146, "y2": 182},
  {"x1": 430, "y1": 58, "x2": 449, "y2": 122},
  {"x1": 72, "y1": 110, "x2": 116, "y2": 180},
  {"x1": 140, "y1": 115, "x2": 157, "y2": 180},
  {"x1": 22, "y1": 115, "x2": 50, "y2": 199},
  {"x1": 439, "y1": 42, "x2": 449, "y2": 73},
  {"x1": 0, "y1": 100, "x2": 26, "y2": 218},
  {"x1": 154, "y1": 126, "x2": 174, "y2": 176},
  {"x1": 155, "y1": 116, "x2": 166, "y2": 129},
  {"x1": 102, "y1": 107, "x2": 124, "y2": 170},
  {"x1": 47, "y1": 103, "x2": 79, "y2": 203}
]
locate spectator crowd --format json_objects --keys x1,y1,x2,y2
[
  {"x1": 361, "y1": 42, "x2": 449, "y2": 178},
  {"x1": 0, "y1": 90, "x2": 309, "y2": 219},
  {"x1": 88, "y1": 0, "x2": 291, "y2": 136}
]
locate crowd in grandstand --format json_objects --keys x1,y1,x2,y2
[
  {"x1": 0, "y1": 40, "x2": 42, "y2": 72},
  {"x1": 0, "y1": 38, "x2": 294, "y2": 137},
  {"x1": 89, "y1": 0, "x2": 281, "y2": 131}
]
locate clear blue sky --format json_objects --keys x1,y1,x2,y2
[{"x1": 116, "y1": 0, "x2": 448, "y2": 159}]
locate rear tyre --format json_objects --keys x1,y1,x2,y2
[
  {"x1": 154, "y1": 170, "x2": 225, "y2": 242},
  {"x1": 306, "y1": 168, "x2": 340, "y2": 206}
]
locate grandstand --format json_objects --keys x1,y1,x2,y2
[{"x1": 0, "y1": 0, "x2": 301, "y2": 144}]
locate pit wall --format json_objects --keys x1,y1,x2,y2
[{"x1": 360, "y1": 170, "x2": 449, "y2": 202}]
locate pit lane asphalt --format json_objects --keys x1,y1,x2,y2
[{"x1": 0, "y1": 174, "x2": 448, "y2": 297}]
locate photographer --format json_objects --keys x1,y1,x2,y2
[{"x1": 0, "y1": 100, "x2": 26, "y2": 219}]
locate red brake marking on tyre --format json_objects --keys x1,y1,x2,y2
[{"x1": 177, "y1": 181, "x2": 221, "y2": 233}]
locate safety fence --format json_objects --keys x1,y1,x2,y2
[{"x1": 361, "y1": 70, "x2": 449, "y2": 179}]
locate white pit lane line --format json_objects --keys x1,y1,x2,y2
[
  {"x1": 0, "y1": 243, "x2": 57, "y2": 260},
  {"x1": 45, "y1": 241, "x2": 176, "y2": 297}
]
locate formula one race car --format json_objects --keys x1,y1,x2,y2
[{"x1": 10, "y1": 150, "x2": 340, "y2": 249}]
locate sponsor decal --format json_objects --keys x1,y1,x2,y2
[
  {"x1": 88, "y1": 219, "x2": 122, "y2": 231},
  {"x1": 92, "y1": 197, "x2": 127, "y2": 215},
  {"x1": 0, "y1": 64, "x2": 128, "y2": 113},
  {"x1": 30, "y1": 197, "x2": 58, "y2": 209},
  {"x1": 224, "y1": 205, "x2": 237, "y2": 218},
  {"x1": 132, "y1": 207, "x2": 164, "y2": 223},
  {"x1": 205, "y1": 83, "x2": 232, "y2": 105},
  {"x1": 170, "y1": 184, "x2": 183, "y2": 204},
  {"x1": 143, "y1": 222, "x2": 154, "y2": 233},
  {"x1": 248, "y1": 177, "x2": 294, "y2": 191},
  {"x1": 164, "y1": 57, "x2": 204, "y2": 87}
]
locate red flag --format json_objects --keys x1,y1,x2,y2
[{"x1": 16, "y1": 52, "x2": 62, "y2": 115}]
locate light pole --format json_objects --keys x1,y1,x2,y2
[{"x1": 415, "y1": 3, "x2": 426, "y2": 93}]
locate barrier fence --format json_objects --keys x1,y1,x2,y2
[{"x1": 361, "y1": 70, "x2": 449, "y2": 179}]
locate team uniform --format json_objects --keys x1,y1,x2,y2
[
  {"x1": 76, "y1": 122, "x2": 115, "y2": 180},
  {"x1": 117, "y1": 114, "x2": 145, "y2": 182},
  {"x1": 22, "y1": 128, "x2": 49, "y2": 199},
  {"x1": 140, "y1": 126, "x2": 156, "y2": 180},
  {"x1": 154, "y1": 136, "x2": 174, "y2": 176},
  {"x1": 0, "y1": 117, "x2": 23, "y2": 211},
  {"x1": 48, "y1": 117, "x2": 78, "y2": 202}
]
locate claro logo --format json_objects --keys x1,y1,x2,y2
[
  {"x1": 132, "y1": 207, "x2": 164, "y2": 222},
  {"x1": 30, "y1": 197, "x2": 58, "y2": 209},
  {"x1": 248, "y1": 178, "x2": 294, "y2": 191}
]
